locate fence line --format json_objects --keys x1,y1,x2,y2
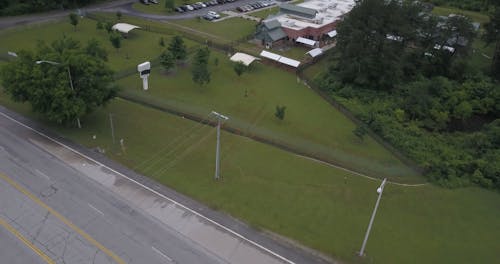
[{"x1": 296, "y1": 69, "x2": 425, "y2": 175}]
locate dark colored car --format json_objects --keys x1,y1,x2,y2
[
  {"x1": 202, "y1": 14, "x2": 215, "y2": 20},
  {"x1": 175, "y1": 7, "x2": 185, "y2": 12}
]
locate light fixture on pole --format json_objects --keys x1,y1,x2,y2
[
  {"x1": 211, "y1": 111, "x2": 229, "y2": 180},
  {"x1": 36, "y1": 60, "x2": 81, "y2": 128},
  {"x1": 359, "y1": 178, "x2": 387, "y2": 257}
]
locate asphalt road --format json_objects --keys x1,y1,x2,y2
[{"x1": 0, "y1": 113, "x2": 225, "y2": 263}]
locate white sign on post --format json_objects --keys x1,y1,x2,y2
[{"x1": 137, "y1": 61, "x2": 151, "y2": 91}]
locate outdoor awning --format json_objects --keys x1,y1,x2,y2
[
  {"x1": 296, "y1": 37, "x2": 317, "y2": 47},
  {"x1": 112, "y1": 23, "x2": 140, "y2": 33},
  {"x1": 307, "y1": 48, "x2": 323, "y2": 58},
  {"x1": 278, "y1": 57, "x2": 300, "y2": 68},
  {"x1": 259, "y1": 50, "x2": 300, "y2": 68},
  {"x1": 230, "y1": 52, "x2": 259, "y2": 66},
  {"x1": 260, "y1": 50, "x2": 281, "y2": 61},
  {"x1": 327, "y1": 30, "x2": 337, "y2": 38}
]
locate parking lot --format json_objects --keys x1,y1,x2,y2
[{"x1": 132, "y1": 0, "x2": 279, "y2": 20}]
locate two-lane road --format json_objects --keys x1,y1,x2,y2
[{"x1": 0, "y1": 114, "x2": 224, "y2": 264}]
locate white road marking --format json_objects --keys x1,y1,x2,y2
[
  {"x1": 152, "y1": 246, "x2": 173, "y2": 262},
  {"x1": 35, "y1": 169, "x2": 50, "y2": 181},
  {"x1": 0, "y1": 111, "x2": 296, "y2": 264},
  {"x1": 87, "y1": 203, "x2": 104, "y2": 216}
]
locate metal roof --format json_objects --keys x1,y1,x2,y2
[
  {"x1": 267, "y1": 28, "x2": 287, "y2": 41},
  {"x1": 263, "y1": 19, "x2": 281, "y2": 29},
  {"x1": 296, "y1": 37, "x2": 317, "y2": 47},
  {"x1": 280, "y1": 3, "x2": 317, "y2": 18},
  {"x1": 307, "y1": 48, "x2": 323, "y2": 57}
]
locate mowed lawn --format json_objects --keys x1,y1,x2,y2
[
  {"x1": 118, "y1": 49, "x2": 422, "y2": 182},
  {"x1": 171, "y1": 17, "x2": 257, "y2": 41},
  {"x1": 0, "y1": 18, "x2": 198, "y2": 72},
  {"x1": 0, "y1": 94, "x2": 498, "y2": 264}
]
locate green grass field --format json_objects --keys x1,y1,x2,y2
[
  {"x1": 0, "y1": 93, "x2": 498, "y2": 264},
  {"x1": 171, "y1": 17, "x2": 257, "y2": 41},
  {"x1": 117, "y1": 49, "x2": 422, "y2": 182},
  {"x1": 0, "y1": 18, "x2": 198, "y2": 72}
]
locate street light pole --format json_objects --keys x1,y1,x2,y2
[
  {"x1": 211, "y1": 111, "x2": 229, "y2": 180},
  {"x1": 36, "y1": 60, "x2": 81, "y2": 128},
  {"x1": 359, "y1": 178, "x2": 387, "y2": 257}
]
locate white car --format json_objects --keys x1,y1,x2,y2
[
  {"x1": 207, "y1": 11, "x2": 220, "y2": 19},
  {"x1": 197, "y1": 1, "x2": 207, "y2": 7},
  {"x1": 186, "y1": 4, "x2": 194, "y2": 10}
]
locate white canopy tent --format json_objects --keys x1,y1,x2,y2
[
  {"x1": 296, "y1": 37, "x2": 317, "y2": 47},
  {"x1": 229, "y1": 52, "x2": 259, "y2": 66},
  {"x1": 112, "y1": 23, "x2": 141, "y2": 34},
  {"x1": 307, "y1": 48, "x2": 323, "y2": 58}
]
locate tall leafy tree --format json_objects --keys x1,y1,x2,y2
[
  {"x1": 109, "y1": 32, "x2": 122, "y2": 52},
  {"x1": 0, "y1": 36, "x2": 117, "y2": 126},
  {"x1": 69, "y1": 12, "x2": 79, "y2": 31},
  {"x1": 160, "y1": 50, "x2": 175, "y2": 72},
  {"x1": 85, "y1": 38, "x2": 108, "y2": 61},
  {"x1": 335, "y1": 0, "x2": 423, "y2": 90},
  {"x1": 168, "y1": 36, "x2": 187, "y2": 61},
  {"x1": 191, "y1": 47, "x2": 211, "y2": 86},
  {"x1": 483, "y1": 7, "x2": 500, "y2": 79}
]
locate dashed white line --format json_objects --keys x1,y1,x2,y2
[
  {"x1": 0, "y1": 111, "x2": 296, "y2": 264},
  {"x1": 35, "y1": 169, "x2": 50, "y2": 181},
  {"x1": 152, "y1": 246, "x2": 173, "y2": 262},
  {"x1": 87, "y1": 203, "x2": 104, "y2": 216}
]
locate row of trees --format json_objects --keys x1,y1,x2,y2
[
  {"x1": 0, "y1": 0, "x2": 101, "y2": 16},
  {"x1": 319, "y1": 0, "x2": 500, "y2": 189}
]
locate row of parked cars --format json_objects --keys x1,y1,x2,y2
[
  {"x1": 236, "y1": 0, "x2": 275, "y2": 12},
  {"x1": 140, "y1": 0, "x2": 159, "y2": 4},
  {"x1": 175, "y1": 0, "x2": 237, "y2": 13}
]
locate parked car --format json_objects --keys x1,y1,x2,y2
[
  {"x1": 196, "y1": 1, "x2": 207, "y2": 7},
  {"x1": 140, "y1": 0, "x2": 150, "y2": 5},
  {"x1": 149, "y1": 0, "x2": 159, "y2": 3},
  {"x1": 210, "y1": 0, "x2": 219, "y2": 5},
  {"x1": 203, "y1": 14, "x2": 215, "y2": 20},
  {"x1": 192, "y1": 2, "x2": 203, "y2": 9},
  {"x1": 175, "y1": 7, "x2": 185, "y2": 12},
  {"x1": 185, "y1": 4, "x2": 194, "y2": 10},
  {"x1": 207, "y1": 11, "x2": 220, "y2": 18}
]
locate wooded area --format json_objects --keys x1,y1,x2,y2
[{"x1": 319, "y1": 0, "x2": 500, "y2": 189}]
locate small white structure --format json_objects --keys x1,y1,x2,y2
[
  {"x1": 327, "y1": 30, "x2": 337, "y2": 38},
  {"x1": 296, "y1": 37, "x2": 317, "y2": 47},
  {"x1": 307, "y1": 48, "x2": 323, "y2": 58},
  {"x1": 229, "y1": 52, "x2": 259, "y2": 66},
  {"x1": 259, "y1": 50, "x2": 300, "y2": 68},
  {"x1": 137, "y1": 61, "x2": 151, "y2": 91},
  {"x1": 112, "y1": 23, "x2": 140, "y2": 34},
  {"x1": 260, "y1": 50, "x2": 281, "y2": 61}
]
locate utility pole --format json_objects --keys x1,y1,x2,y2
[
  {"x1": 66, "y1": 66, "x2": 81, "y2": 129},
  {"x1": 359, "y1": 178, "x2": 387, "y2": 257},
  {"x1": 211, "y1": 111, "x2": 229, "y2": 180},
  {"x1": 109, "y1": 113, "x2": 115, "y2": 144},
  {"x1": 36, "y1": 60, "x2": 81, "y2": 128}
]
